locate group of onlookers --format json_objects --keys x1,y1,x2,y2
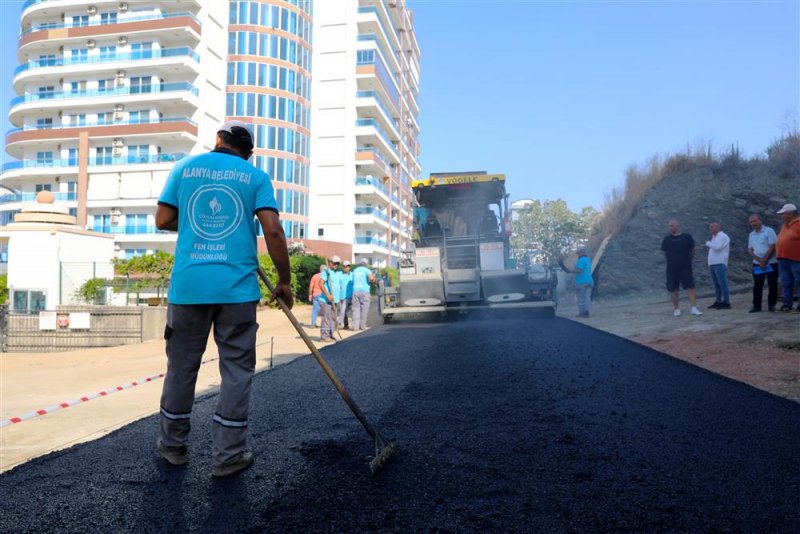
[
  {"x1": 307, "y1": 256, "x2": 377, "y2": 342},
  {"x1": 662, "y1": 203, "x2": 800, "y2": 315}
]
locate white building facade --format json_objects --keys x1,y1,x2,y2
[
  {"x1": 2, "y1": 0, "x2": 228, "y2": 261},
  {"x1": 309, "y1": 0, "x2": 421, "y2": 267}
]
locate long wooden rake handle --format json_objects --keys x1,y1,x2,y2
[{"x1": 256, "y1": 267, "x2": 380, "y2": 441}]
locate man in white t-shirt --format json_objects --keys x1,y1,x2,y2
[
  {"x1": 705, "y1": 221, "x2": 731, "y2": 309},
  {"x1": 747, "y1": 213, "x2": 778, "y2": 312}
]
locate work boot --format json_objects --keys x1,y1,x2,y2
[
  {"x1": 156, "y1": 438, "x2": 188, "y2": 466},
  {"x1": 707, "y1": 302, "x2": 720, "y2": 309},
  {"x1": 212, "y1": 451, "x2": 254, "y2": 477}
]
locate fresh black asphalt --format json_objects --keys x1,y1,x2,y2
[{"x1": 1, "y1": 314, "x2": 798, "y2": 532}]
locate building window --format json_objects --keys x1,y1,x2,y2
[
  {"x1": 93, "y1": 214, "x2": 111, "y2": 232},
  {"x1": 12, "y1": 290, "x2": 47, "y2": 313},
  {"x1": 129, "y1": 111, "x2": 151, "y2": 124},
  {"x1": 100, "y1": 12, "x2": 118, "y2": 24},
  {"x1": 124, "y1": 248, "x2": 147, "y2": 260},
  {"x1": 67, "y1": 148, "x2": 79, "y2": 166},
  {"x1": 130, "y1": 76, "x2": 152, "y2": 94},
  {"x1": 35, "y1": 183, "x2": 52, "y2": 192},
  {"x1": 36, "y1": 118, "x2": 53, "y2": 129},
  {"x1": 37, "y1": 54, "x2": 56, "y2": 67},
  {"x1": 318, "y1": 228, "x2": 324, "y2": 237},
  {"x1": 98, "y1": 79, "x2": 115, "y2": 92},
  {"x1": 99, "y1": 46, "x2": 116, "y2": 60},
  {"x1": 70, "y1": 48, "x2": 88, "y2": 62},
  {"x1": 71, "y1": 15, "x2": 89, "y2": 27},
  {"x1": 131, "y1": 42, "x2": 153, "y2": 59},
  {"x1": 35, "y1": 153, "x2": 53, "y2": 165},
  {"x1": 128, "y1": 145, "x2": 150, "y2": 163},
  {"x1": 95, "y1": 147, "x2": 113, "y2": 165},
  {"x1": 97, "y1": 112, "x2": 114, "y2": 125}
]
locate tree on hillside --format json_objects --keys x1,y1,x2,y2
[{"x1": 512, "y1": 199, "x2": 597, "y2": 266}]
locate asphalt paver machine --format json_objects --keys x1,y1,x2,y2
[{"x1": 379, "y1": 172, "x2": 556, "y2": 321}]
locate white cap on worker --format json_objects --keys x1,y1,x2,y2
[
  {"x1": 776, "y1": 203, "x2": 798, "y2": 214},
  {"x1": 330, "y1": 255, "x2": 341, "y2": 263},
  {"x1": 342, "y1": 260, "x2": 351, "y2": 266},
  {"x1": 218, "y1": 120, "x2": 254, "y2": 140},
  {"x1": 360, "y1": 258, "x2": 369, "y2": 265}
]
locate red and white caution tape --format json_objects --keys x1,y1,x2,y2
[{"x1": 0, "y1": 356, "x2": 220, "y2": 428}]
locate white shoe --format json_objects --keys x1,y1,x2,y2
[
  {"x1": 673, "y1": 309, "x2": 681, "y2": 317},
  {"x1": 690, "y1": 307, "x2": 702, "y2": 316}
]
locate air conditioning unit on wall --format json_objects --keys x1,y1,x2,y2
[
  {"x1": 88, "y1": 6, "x2": 97, "y2": 15},
  {"x1": 119, "y1": 2, "x2": 129, "y2": 13}
]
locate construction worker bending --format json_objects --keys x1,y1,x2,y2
[
  {"x1": 351, "y1": 259, "x2": 377, "y2": 330},
  {"x1": 154, "y1": 120, "x2": 293, "y2": 477}
]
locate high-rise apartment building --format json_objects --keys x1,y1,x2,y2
[
  {"x1": 2, "y1": 0, "x2": 228, "y2": 261},
  {"x1": 2, "y1": 0, "x2": 419, "y2": 268},
  {"x1": 225, "y1": 0, "x2": 313, "y2": 241},
  {"x1": 309, "y1": 0, "x2": 420, "y2": 267}
]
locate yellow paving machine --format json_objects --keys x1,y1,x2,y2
[{"x1": 378, "y1": 172, "x2": 556, "y2": 322}]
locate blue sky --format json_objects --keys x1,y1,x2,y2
[{"x1": 1, "y1": 0, "x2": 798, "y2": 211}]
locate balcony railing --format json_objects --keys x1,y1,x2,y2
[
  {"x1": 354, "y1": 207, "x2": 389, "y2": 223},
  {"x1": 10, "y1": 82, "x2": 198, "y2": 107},
  {"x1": 14, "y1": 47, "x2": 200, "y2": 76},
  {"x1": 357, "y1": 6, "x2": 397, "y2": 51},
  {"x1": 356, "y1": 119, "x2": 397, "y2": 150},
  {"x1": 1, "y1": 153, "x2": 187, "y2": 173},
  {"x1": 0, "y1": 191, "x2": 77, "y2": 203},
  {"x1": 355, "y1": 90, "x2": 399, "y2": 127},
  {"x1": 7, "y1": 117, "x2": 197, "y2": 136},
  {"x1": 354, "y1": 236, "x2": 388, "y2": 248},
  {"x1": 21, "y1": 12, "x2": 201, "y2": 36},
  {"x1": 91, "y1": 225, "x2": 166, "y2": 235},
  {"x1": 356, "y1": 146, "x2": 393, "y2": 170},
  {"x1": 354, "y1": 176, "x2": 388, "y2": 197}
]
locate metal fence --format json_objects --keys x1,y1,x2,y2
[{"x1": 1, "y1": 305, "x2": 143, "y2": 353}]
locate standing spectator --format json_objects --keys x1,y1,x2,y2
[
  {"x1": 352, "y1": 259, "x2": 376, "y2": 330},
  {"x1": 318, "y1": 256, "x2": 340, "y2": 342},
  {"x1": 661, "y1": 219, "x2": 702, "y2": 317},
  {"x1": 154, "y1": 120, "x2": 293, "y2": 477},
  {"x1": 307, "y1": 264, "x2": 325, "y2": 327},
  {"x1": 775, "y1": 203, "x2": 800, "y2": 312},
  {"x1": 747, "y1": 214, "x2": 778, "y2": 313},
  {"x1": 337, "y1": 261, "x2": 354, "y2": 328},
  {"x1": 572, "y1": 247, "x2": 594, "y2": 318},
  {"x1": 705, "y1": 222, "x2": 731, "y2": 309}
]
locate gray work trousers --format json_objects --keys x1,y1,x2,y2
[
  {"x1": 351, "y1": 291, "x2": 371, "y2": 329},
  {"x1": 318, "y1": 300, "x2": 335, "y2": 340},
  {"x1": 159, "y1": 302, "x2": 258, "y2": 466},
  {"x1": 337, "y1": 297, "x2": 351, "y2": 327}
]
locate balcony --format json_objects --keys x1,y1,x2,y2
[
  {"x1": 357, "y1": 6, "x2": 401, "y2": 57},
  {"x1": 13, "y1": 47, "x2": 200, "y2": 90},
  {"x1": 91, "y1": 225, "x2": 163, "y2": 235},
  {"x1": 355, "y1": 119, "x2": 398, "y2": 159},
  {"x1": 9, "y1": 83, "x2": 199, "y2": 124},
  {"x1": 356, "y1": 49, "x2": 400, "y2": 108},
  {"x1": 354, "y1": 236, "x2": 388, "y2": 249},
  {"x1": 354, "y1": 206, "x2": 390, "y2": 228},
  {"x1": 19, "y1": 12, "x2": 201, "y2": 53},
  {"x1": 355, "y1": 90, "x2": 400, "y2": 140},
  {"x1": 355, "y1": 146, "x2": 392, "y2": 177},
  {"x1": 0, "y1": 191, "x2": 77, "y2": 203},
  {"x1": 354, "y1": 176, "x2": 389, "y2": 199},
  {"x1": 6, "y1": 118, "x2": 197, "y2": 156}
]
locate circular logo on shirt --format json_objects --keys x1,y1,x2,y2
[{"x1": 187, "y1": 184, "x2": 244, "y2": 241}]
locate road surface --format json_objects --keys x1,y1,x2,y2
[{"x1": 1, "y1": 315, "x2": 798, "y2": 532}]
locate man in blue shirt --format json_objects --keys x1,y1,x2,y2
[
  {"x1": 154, "y1": 120, "x2": 292, "y2": 477},
  {"x1": 571, "y1": 247, "x2": 594, "y2": 318},
  {"x1": 317, "y1": 255, "x2": 340, "y2": 342},
  {"x1": 351, "y1": 259, "x2": 376, "y2": 330},
  {"x1": 337, "y1": 260, "x2": 355, "y2": 328}
]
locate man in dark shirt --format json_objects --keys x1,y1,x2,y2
[{"x1": 661, "y1": 219, "x2": 702, "y2": 317}]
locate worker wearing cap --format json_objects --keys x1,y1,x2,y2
[
  {"x1": 318, "y1": 256, "x2": 340, "y2": 341},
  {"x1": 337, "y1": 260, "x2": 355, "y2": 329},
  {"x1": 775, "y1": 203, "x2": 800, "y2": 312},
  {"x1": 351, "y1": 259, "x2": 377, "y2": 330},
  {"x1": 155, "y1": 120, "x2": 293, "y2": 477}
]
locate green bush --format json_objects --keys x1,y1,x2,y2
[
  {"x1": 290, "y1": 254, "x2": 325, "y2": 302},
  {"x1": 74, "y1": 277, "x2": 110, "y2": 304},
  {"x1": 0, "y1": 274, "x2": 7, "y2": 305},
  {"x1": 257, "y1": 254, "x2": 299, "y2": 306}
]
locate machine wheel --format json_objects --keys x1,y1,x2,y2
[{"x1": 382, "y1": 314, "x2": 393, "y2": 324}]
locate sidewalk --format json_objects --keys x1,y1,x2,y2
[{"x1": 0, "y1": 305, "x2": 360, "y2": 472}]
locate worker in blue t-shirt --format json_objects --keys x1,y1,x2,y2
[
  {"x1": 317, "y1": 256, "x2": 340, "y2": 342},
  {"x1": 155, "y1": 120, "x2": 292, "y2": 477},
  {"x1": 351, "y1": 258, "x2": 377, "y2": 330},
  {"x1": 337, "y1": 260, "x2": 355, "y2": 328},
  {"x1": 571, "y1": 246, "x2": 594, "y2": 318}
]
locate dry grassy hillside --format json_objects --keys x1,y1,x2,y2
[{"x1": 593, "y1": 135, "x2": 799, "y2": 298}]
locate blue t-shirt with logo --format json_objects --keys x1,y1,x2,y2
[
  {"x1": 574, "y1": 256, "x2": 593, "y2": 285},
  {"x1": 352, "y1": 266, "x2": 373, "y2": 293},
  {"x1": 339, "y1": 271, "x2": 354, "y2": 299},
  {"x1": 158, "y1": 149, "x2": 278, "y2": 304},
  {"x1": 318, "y1": 267, "x2": 335, "y2": 304}
]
